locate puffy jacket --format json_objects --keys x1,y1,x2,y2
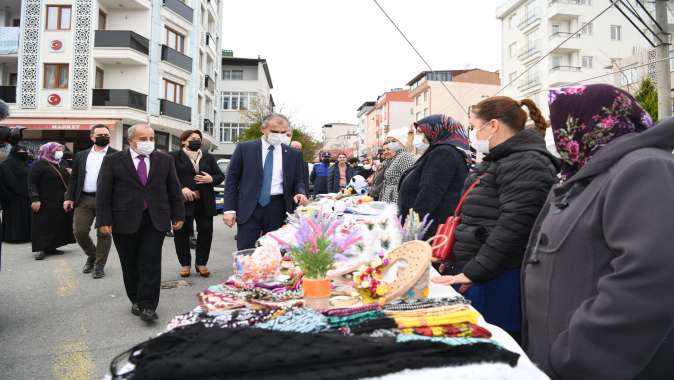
[
  {"x1": 310, "y1": 162, "x2": 330, "y2": 195},
  {"x1": 451, "y1": 128, "x2": 560, "y2": 282}
]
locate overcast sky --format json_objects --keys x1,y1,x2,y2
[{"x1": 222, "y1": 0, "x2": 503, "y2": 136}]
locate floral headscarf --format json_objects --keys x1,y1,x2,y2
[
  {"x1": 548, "y1": 84, "x2": 654, "y2": 180},
  {"x1": 413, "y1": 114, "x2": 471, "y2": 164},
  {"x1": 38, "y1": 142, "x2": 64, "y2": 164}
]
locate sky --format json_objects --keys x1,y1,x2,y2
[{"x1": 221, "y1": 0, "x2": 503, "y2": 137}]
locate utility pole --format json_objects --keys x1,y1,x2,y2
[{"x1": 655, "y1": 0, "x2": 672, "y2": 119}]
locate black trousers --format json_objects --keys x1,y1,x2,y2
[
  {"x1": 112, "y1": 211, "x2": 165, "y2": 310},
  {"x1": 237, "y1": 195, "x2": 286, "y2": 250},
  {"x1": 174, "y1": 201, "x2": 213, "y2": 266}
]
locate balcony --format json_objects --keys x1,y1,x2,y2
[
  {"x1": 548, "y1": 66, "x2": 585, "y2": 87},
  {"x1": 204, "y1": 118, "x2": 214, "y2": 136},
  {"x1": 98, "y1": 0, "x2": 150, "y2": 9},
  {"x1": 549, "y1": 32, "x2": 582, "y2": 53},
  {"x1": 204, "y1": 75, "x2": 215, "y2": 91},
  {"x1": 517, "y1": 10, "x2": 541, "y2": 32},
  {"x1": 160, "y1": 99, "x2": 191, "y2": 122},
  {"x1": 0, "y1": 27, "x2": 19, "y2": 55},
  {"x1": 92, "y1": 89, "x2": 147, "y2": 111},
  {"x1": 517, "y1": 74, "x2": 542, "y2": 93},
  {"x1": 0, "y1": 86, "x2": 16, "y2": 103},
  {"x1": 163, "y1": 0, "x2": 193, "y2": 23},
  {"x1": 161, "y1": 45, "x2": 193, "y2": 72},
  {"x1": 548, "y1": 0, "x2": 587, "y2": 20},
  {"x1": 205, "y1": 32, "x2": 217, "y2": 55},
  {"x1": 518, "y1": 42, "x2": 542, "y2": 63},
  {"x1": 94, "y1": 31, "x2": 149, "y2": 65}
]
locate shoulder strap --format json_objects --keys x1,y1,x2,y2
[
  {"x1": 453, "y1": 176, "x2": 483, "y2": 217},
  {"x1": 47, "y1": 162, "x2": 68, "y2": 189}
]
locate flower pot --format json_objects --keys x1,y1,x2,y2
[{"x1": 302, "y1": 278, "x2": 331, "y2": 309}]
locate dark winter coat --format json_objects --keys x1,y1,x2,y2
[
  {"x1": 327, "y1": 164, "x2": 356, "y2": 193},
  {"x1": 397, "y1": 144, "x2": 469, "y2": 239},
  {"x1": 310, "y1": 162, "x2": 330, "y2": 195},
  {"x1": 522, "y1": 120, "x2": 674, "y2": 380},
  {"x1": 170, "y1": 149, "x2": 225, "y2": 217},
  {"x1": 450, "y1": 128, "x2": 559, "y2": 282},
  {"x1": 0, "y1": 154, "x2": 31, "y2": 242}
]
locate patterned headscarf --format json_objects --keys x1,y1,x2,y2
[
  {"x1": 548, "y1": 84, "x2": 654, "y2": 180},
  {"x1": 38, "y1": 142, "x2": 64, "y2": 164},
  {"x1": 413, "y1": 114, "x2": 471, "y2": 164}
]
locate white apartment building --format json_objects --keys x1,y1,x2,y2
[
  {"x1": 321, "y1": 122, "x2": 358, "y2": 158},
  {"x1": 497, "y1": 0, "x2": 646, "y2": 113},
  {"x1": 0, "y1": 0, "x2": 222, "y2": 153},
  {"x1": 355, "y1": 101, "x2": 375, "y2": 157},
  {"x1": 215, "y1": 53, "x2": 274, "y2": 158}
]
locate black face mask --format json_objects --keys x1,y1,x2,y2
[
  {"x1": 188, "y1": 140, "x2": 202, "y2": 152},
  {"x1": 94, "y1": 136, "x2": 110, "y2": 147},
  {"x1": 322, "y1": 159, "x2": 330, "y2": 165}
]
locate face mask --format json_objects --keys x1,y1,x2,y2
[
  {"x1": 363, "y1": 164, "x2": 372, "y2": 170},
  {"x1": 387, "y1": 142, "x2": 402, "y2": 153},
  {"x1": 469, "y1": 128, "x2": 491, "y2": 155},
  {"x1": 94, "y1": 136, "x2": 110, "y2": 147},
  {"x1": 280, "y1": 135, "x2": 291, "y2": 145},
  {"x1": 415, "y1": 142, "x2": 429, "y2": 153},
  {"x1": 266, "y1": 133, "x2": 286, "y2": 146},
  {"x1": 53, "y1": 151, "x2": 64, "y2": 160},
  {"x1": 136, "y1": 141, "x2": 155, "y2": 156},
  {"x1": 187, "y1": 140, "x2": 202, "y2": 152},
  {"x1": 322, "y1": 158, "x2": 330, "y2": 165}
]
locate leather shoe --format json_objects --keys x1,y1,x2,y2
[
  {"x1": 140, "y1": 308, "x2": 158, "y2": 322},
  {"x1": 82, "y1": 258, "x2": 95, "y2": 273},
  {"x1": 92, "y1": 266, "x2": 105, "y2": 279},
  {"x1": 34, "y1": 251, "x2": 46, "y2": 260},
  {"x1": 131, "y1": 303, "x2": 141, "y2": 316}
]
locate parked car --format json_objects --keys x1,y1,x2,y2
[{"x1": 214, "y1": 159, "x2": 230, "y2": 213}]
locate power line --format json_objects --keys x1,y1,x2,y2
[
  {"x1": 371, "y1": 0, "x2": 467, "y2": 113},
  {"x1": 616, "y1": 0, "x2": 661, "y2": 46},
  {"x1": 494, "y1": 1, "x2": 617, "y2": 96},
  {"x1": 637, "y1": 0, "x2": 665, "y2": 32}
]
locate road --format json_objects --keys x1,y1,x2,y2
[{"x1": 0, "y1": 217, "x2": 236, "y2": 380}]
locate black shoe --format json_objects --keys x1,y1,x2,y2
[
  {"x1": 92, "y1": 266, "x2": 105, "y2": 279},
  {"x1": 34, "y1": 251, "x2": 46, "y2": 260},
  {"x1": 82, "y1": 258, "x2": 95, "y2": 273},
  {"x1": 140, "y1": 308, "x2": 158, "y2": 322},
  {"x1": 131, "y1": 303, "x2": 141, "y2": 316},
  {"x1": 51, "y1": 249, "x2": 65, "y2": 255}
]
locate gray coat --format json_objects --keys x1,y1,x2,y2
[{"x1": 522, "y1": 120, "x2": 674, "y2": 380}]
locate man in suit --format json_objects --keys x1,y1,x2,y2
[
  {"x1": 223, "y1": 114, "x2": 308, "y2": 250},
  {"x1": 96, "y1": 123, "x2": 185, "y2": 322},
  {"x1": 64, "y1": 125, "x2": 117, "y2": 279}
]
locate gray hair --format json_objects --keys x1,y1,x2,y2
[
  {"x1": 262, "y1": 113, "x2": 290, "y2": 129},
  {"x1": 127, "y1": 123, "x2": 152, "y2": 140}
]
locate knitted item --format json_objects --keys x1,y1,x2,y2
[
  {"x1": 394, "y1": 308, "x2": 480, "y2": 329},
  {"x1": 397, "y1": 334, "x2": 497, "y2": 347},
  {"x1": 383, "y1": 297, "x2": 469, "y2": 311},
  {"x1": 326, "y1": 311, "x2": 385, "y2": 328},
  {"x1": 320, "y1": 304, "x2": 381, "y2": 317},
  {"x1": 400, "y1": 323, "x2": 492, "y2": 338},
  {"x1": 256, "y1": 309, "x2": 329, "y2": 333}
]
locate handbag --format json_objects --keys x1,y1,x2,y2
[{"x1": 432, "y1": 176, "x2": 483, "y2": 262}]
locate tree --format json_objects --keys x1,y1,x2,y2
[
  {"x1": 634, "y1": 77, "x2": 658, "y2": 121},
  {"x1": 238, "y1": 122, "x2": 322, "y2": 162}
]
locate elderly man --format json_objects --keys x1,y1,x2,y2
[
  {"x1": 223, "y1": 114, "x2": 307, "y2": 249},
  {"x1": 96, "y1": 124, "x2": 185, "y2": 322}
]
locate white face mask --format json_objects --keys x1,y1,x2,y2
[
  {"x1": 53, "y1": 150, "x2": 64, "y2": 160},
  {"x1": 266, "y1": 133, "x2": 287, "y2": 146},
  {"x1": 469, "y1": 126, "x2": 492, "y2": 155},
  {"x1": 363, "y1": 164, "x2": 372, "y2": 170},
  {"x1": 415, "y1": 142, "x2": 429, "y2": 153},
  {"x1": 135, "y1": 141, "x2": 155, "y2": 156},
  {"x1": 387, "y1": 142, "x2": 402, "y2": 153}
]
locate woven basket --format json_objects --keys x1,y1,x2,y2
[{"x1": 381, "y1": 240, "x2": 433, "y2": 303}]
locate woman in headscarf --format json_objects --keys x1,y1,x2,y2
[
  {"x1": 0, "y1": 145, "x2": 32, "y2": 243},
  {"x1": 522, "y1": 84, "x2": 674, "y2": 380},
  {"x1": 380, "y1": 128, "x2": 416, "y2": 204},
  {"x1": 397, "y1": 115, "x2": 470, "y2": 239},
  {"x1": 29, "y1": 142, "x2": 75, "y2": 260}
]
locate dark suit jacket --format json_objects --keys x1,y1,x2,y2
[
  {"x1": 169, "y1": 149, "x2": 225, "y2": 217},
  {"x1": 223, "y1": 139, "x2": 306, "y2": 224},
  {"x1": 65, "y1": 146, "x2": 118, "y2": 204},
  {"x1": 95, "y1": 150, "x2": 185, "y2": 234}
]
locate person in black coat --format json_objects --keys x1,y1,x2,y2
[
  {"x1": 327, "y1": 153, "x2": 355, "y2": 193},
  {"x1": 29, "y1": 142, "x2": 75, "y2": 260},
  {"x1": 0, "y1": 145, "x2": 32, "y2": 243},
  {"x1": 310, "y1": 152, "x2": 331, "y2": 196},
  {"x1": 398, "y1": 115, "x2": 470, "y2": 239},
  {"x1": 432, "y1": 97, "x2": 560, "y2": 341},
  {"x1": 170, "y1": 130, "x2": 224, "y2": 278}
]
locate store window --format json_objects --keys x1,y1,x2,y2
[
  {"x1": 46, "y1": 5, "x2": 71, "y2": 31},
  {"x1": 44, "y1": 64, "x2": 69, "y2": 89}
]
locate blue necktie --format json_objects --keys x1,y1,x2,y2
[{"x1": 259, "y1": 145, "x2": 275, "y2": 206}]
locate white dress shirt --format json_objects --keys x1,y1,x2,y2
[
  {"x1": 82, "y1": 146, "x2": 108, "y2": 193},
  {"x1": 130, "y1": 148, "x2": 150, "y2": 177},
  {"x1": 261, "y1": 138, "x2": 284, "y2": 195}
]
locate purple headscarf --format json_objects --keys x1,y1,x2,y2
[
  {"x1": 548, "y1": 84, "x2": 654, "y2": 180},
  {"x1": 413, "y1": 114, "x2": 471, "y2": 164},
  {"x1": 38, "y1": 142, "x2": 64, "y2": 164}
]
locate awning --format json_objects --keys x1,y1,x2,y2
[{"x1": 0, "y1": 118, "x2": 121, "y2": 131}]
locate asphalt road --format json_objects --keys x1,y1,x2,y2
[{"x1": 0, "y1": 217, "x2": 237, "y2": 380}]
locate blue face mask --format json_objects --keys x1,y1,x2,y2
[{"x1": 387, "y1": 142, "x2": 402, "y2": 152}]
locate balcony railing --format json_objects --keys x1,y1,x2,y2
[
  {"x1": 517, "y1": 10, "x2": 541, "y2": 30},
  {"x1": 204, "y1": 118, "x2": 214, "y2": 136},
  {"x1": 92, "y1": 89, "x2": 147, "y2": 111},
  {"x1": 160, "y1": 99, "x2": 191, "y2": 122},
  {"x1": 204, "y1": 75, "x2": 215, "y2": 91},
  {"x1": 163, "y1": 0, "x2": 193, "y2": 22},
  {"x1": 549, "y1": 0, "x2": 587, "y2": 5},
  {"x1": 550, "y1": 65, "x2": 581, "y2": 72},
  {"x1": 0, "y1": 27, "x2": 19, "y2": 55},
  {"x1": 94, "y1": 30, "x2": 149, "y2": 55},
  {"x1": 549, "y1": 31, "x2": 581, "y2": 39},
  {"x1": 161, "y1": 45, "x2": 193, "y2": 72},
  {"x1": 0, "y1": 86, "x2": 16, "y2": 103},
  {"x1": 518, "y1": 43, "x2": 541, "y2": 60},
  {"x1": 518, "y1": 75, "x2": 541, "y2": 91}
]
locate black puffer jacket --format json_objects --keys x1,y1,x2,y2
[{"x1": 451, "y1": 128, "x2": 560, "y2": 283}]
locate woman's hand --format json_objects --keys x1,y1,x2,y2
[
  {"x1": 194, "y1": 172, "x2": 213, "y2": 184},
  {"x1": 31, "y1": 201, "x2": 41, "y2": 213},
  {"x1": 181, "y1": 187, "x2": 199, "y2": 202},
  {"x1": 431, "y1": 273, "x2": 473, "y2": 293}
]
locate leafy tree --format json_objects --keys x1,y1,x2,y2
[
  {"x1": 634, "y1": 77, "x2": 658, "y2": 121},
  {"x1": 238, "y1": 122, "x2": 322, "y2": 162}
]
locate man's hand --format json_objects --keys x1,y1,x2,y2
[
  {"x1": 181, "y1": 187, "x2": 199, "y2": 202},
  {"x1": 293, "y1": 194, "x2": 308, "y2": 205},
  {"x1": 172, "y1": 221, "x2": 184, "y2": 230},
  {"x1": 31, "y1": 201, "x2": 41, "y2": 213},
  {"x1": 99, "y1": 226, "x2": 112, "y2": 235},
  {"x1": 63, "y1": 200, "x2": 74, "y2": 212},
  {"x1": 223, "y1": 212, "x2": 236, "y2": 227},
  {"x1": 194, "y1": 172, "x2": 213, "y2": 184}
]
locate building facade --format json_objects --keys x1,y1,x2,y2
[
  {"x1": 0, "y1": 0, "x2": 222, "y2": 153},
  {"x1": 215, "y1": 53, "x2": 274, "y2": 158},
  {"x1": 365, "y1": 88, "x2": 412, "y2": 154},
  {"x1": 321, "y1": 122, "x2": 358, "y2": 158},
  {"x1": 406, "y1": 69, "x2": 501, "y2": 127},
  {"x1": 355, "y1": 101, "x2": 374, "y2": 157}
]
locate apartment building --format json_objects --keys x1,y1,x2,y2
[
  {"x1": 0, "y1": 0, "x2": 222, "y2": 153},
  {"x1": 321, "y1": 122, "x2": 358, "y2": 158},
  {"x1": 215, "y1": 52, "x2": 274, "y2": 158},
  {"x1": 355, "y1": 101, "x2": 375, "y2": 157},
  {"x1": 406, "y1": 69, "x2": 500, "y2": 127},
  {"x1": 497, "y1": 0, "x2": 645, "y2": 113},
  {"x1": 365, "y1": 88, "x2": 412, "y2": 153}
]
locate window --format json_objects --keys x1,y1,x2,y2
[
  {"x1": 222, "y1": 70, "x2": 243, "y2": 80},
  {"x1": 46, "y1": 5, "x2": 71, "y2": 30},
  {"x1": 415, "y1": 112, "x2": 421, "y2": 121},
  {"x1": 95, "y1": 68, "x2": 104, "y2": 89},
  {"x1": 220, "y1": 92, "x2": 257, "y2": 110},
  {"x1": 163, "y1": 79, "x2": 184, "y2": 104},
  {"x1": 610, "y1": 25, "x2": 622, "y2": 41},
  {"x1": 44, "y1": 64, "x2": 69, "y2": 89},
  {"x1": 621, "y1": 66, "x2": 640, "y2": 86},
  {"x1": 9, "y1": 73, "x2": 17, "y2": 86},
  {"x1": 581, "y1": 22, "x2": 593, "y2": 36},
  {"x1": 165, "y1": 27, "x2": 185, "y2": 53},
  {"x1": 582, "y1": 56, "x2": 593, "y2": 69},
  {"x1": 219, "y1": 122, "x2": 251, "y2": 142},
  {"x1": 551, "y1": 23, "x2": 560, "y2": 36},
  {"x1": 423, "y1": 108, "x2": 429, "y2": 117},
  {"x1": 98, "y1": 10, "x2": 106, "y2": 30},
  {"x1": 509, "y1": 42, "x2": 517, "y2": 58},
  {"x1": 579, "y1": 0, "x2": 592, "y2": 4},
  {"x1": 552, "y1": 56, "x2": 562, "y2": 69},
  {"x1": 509, "y1": 71, "x2": 517, "y2": 82},
  {"x1": 415, "y1": 95, "x2": 420, "y2": 106},
  {"x1": 423, "y1": 90, "x2": 428, "y2": 102}
]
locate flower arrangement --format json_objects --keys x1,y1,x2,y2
[
  {"x1": 353, "y1": 252, "x2": 391, "y2": 304},
  {"x1": 269, "y1": 213, "x2": 362, "y2": 279},
  {"x1": 396, "y1": 209, "x2": 434, "y2": 242}
]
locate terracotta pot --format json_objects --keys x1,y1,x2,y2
[{"x1": 302, "y1": 278, "x2": 331, "y2": 298}]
